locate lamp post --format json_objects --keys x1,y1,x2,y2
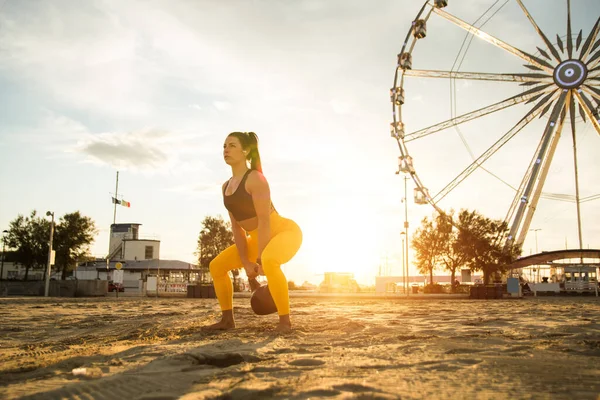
[
  {"x1": 404, "y1": 176, "x2": 410, "y2": 296},
  {"x1": 1, "y1": 230, "x2": 8, "y2": 281},
  {"x1": 44, "y1": 211, "x2": 55, "y2": 297},
  {"x1": 400, "y1": 232, "x2": 406, "y2": 294},
  {"x1": 529, "y1": 228, "x2": 541, "y2": 253}
]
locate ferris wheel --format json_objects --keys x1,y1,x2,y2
[{"x1": 390, "y1": 0, "x2": 600, "y2": 250}]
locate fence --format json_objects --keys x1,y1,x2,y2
[{"x1": 0, "y1": 280, "x2": 108, "y2": 297}]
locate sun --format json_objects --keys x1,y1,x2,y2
[{"x1": 299, "y1": 209, "x2": 383, "y2": 284}]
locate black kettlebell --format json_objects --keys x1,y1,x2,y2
[{"x1": 250, "y1": 285, "x2": 278, "y2": 315}]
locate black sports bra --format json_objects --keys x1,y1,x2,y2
[
  {"x1": 223, "y1": 170, "x2": 255, "y2": 221},
  {"x1": 223, "y1": 169, "x2": 277, "y2": 221}
]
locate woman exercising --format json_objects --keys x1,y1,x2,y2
[{"x1": 204, "y1": 131, "x2": 302, "y2": 332}]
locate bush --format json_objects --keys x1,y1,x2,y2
[{"x1": 423, "y1": 283, "x2": 445, "y2": 294}]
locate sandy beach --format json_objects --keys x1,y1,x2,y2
[{"x1": 1, "y1": 295, "x2": 599, "y2": 400}]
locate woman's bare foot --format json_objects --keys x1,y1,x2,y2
[
  {"x1": 276, "y1": 314, "x2": 292, "y2": 333},
  {"x1": 203, "y1": 319, "x2": 235, "y2": 330},
  {"x1": 203, "y1": 310, "x2": 235, "y2": 331}
]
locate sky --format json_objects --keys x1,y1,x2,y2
[{"x1": 0, "y1": 0, "x2": 599, "y2": 286}]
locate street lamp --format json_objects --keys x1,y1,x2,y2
[
  {"x1": 44, "y1": 211, "x2": 55, "y2": 297},
  {"x1": 1, "y1": 230, "x2": 8, "y2": 281},
  {"x1": 529, "y1": 228, "x2": 541, "y2": 253},
  {"x1": 403, "y1": 176, "x2": 410, "y2": 296},
  {"x1": 400, "y1": 232, "x2": 406, "y2": 294}
]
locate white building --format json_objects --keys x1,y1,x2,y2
[
  {"x1": 74, "y1": 222, "x2": 199, "y2": 293},
  {"x1": 75, "y1": 259, "x2": 199, "y2": 292},
  {"x1": 107, "y1": 223, "x2": 160, "y2": 262}
]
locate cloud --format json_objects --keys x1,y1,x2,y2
[
  {"x1": 62, "y1": 123, "x2": 211, "y2": 174},
  {"x1": 77, "y1": 129, "x2": 169, "y2": 169},
  {"x1": 213, "y1": 101, "x2": 231, "y2": 111},
  {"x1": 4, "y1": 109, "x2": 214, "y2": 174},
  {"x1": 0, "y1": 2, "x2": 153, "y2": 118}
]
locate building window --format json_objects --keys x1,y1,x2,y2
[{"x1": 145, "y1": 246, "x2": 153, "y2": 259}]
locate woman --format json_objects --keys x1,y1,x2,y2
[{"x1": 205, "y1": 131, "x2": 302, "y2": 332}]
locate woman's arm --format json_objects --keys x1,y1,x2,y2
[
  {"x1": 223, "y1": 181, "x2": 259, "y2": 283},
  {"x1": 228, "y1": 211, "x2": 250, "y2": 264},
  {"x1": 248, "y1": 171, "x2": 272, "y2": 264},
  {"x1": 229, "y1": 211, "x2": 259, "y2": 280}
]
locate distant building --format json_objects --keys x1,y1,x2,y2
[
  {"x1": 75, "y1": 222, "x2": 199, "y2": 293},
  {"x1": 319, "y1": 272, "x2": 360, "y2": 293},
  {"x1": 375, "y1": 271, "x2": 482, "y2": 293},
  {"x1": 0, "y1": 261, "x2": 34, "y2": 280},
  {"x1": 107, "y1": 223, "x2": 160, "y2": 262},
  {"x1": 0, "y1": 251, "x2": 43, "y2": 281}
]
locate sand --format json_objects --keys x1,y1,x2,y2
[{"x1": 0, "y1": 294, "x2": 599, "y2": 400}]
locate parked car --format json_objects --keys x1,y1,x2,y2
[{"x1": 108, "y1": 281, "x2": 124, "y2": 292}]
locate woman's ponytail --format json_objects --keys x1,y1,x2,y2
[{"x1": 247, "y1": 132, "x2": 262, "y2": 173}]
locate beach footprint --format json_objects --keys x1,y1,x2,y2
[{"x1": 287, "y1": 358, "x2": 326, "y2": 367}]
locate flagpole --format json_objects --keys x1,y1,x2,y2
[
  {"x1": 113, "y1": 171, "x2": 119, "y2": 225},
  {"x1": 107, "y1": 170, "x2": 119, "y2": 283}
]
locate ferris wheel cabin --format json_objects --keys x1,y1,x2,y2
[
  {"x1": 412, "y1": 20, "x2": 427, "y2": 39},
  {"x1": 397, "y1": 52, "x2": 412, "y2": 70}
]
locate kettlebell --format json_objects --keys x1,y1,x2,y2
[{"x1": 250, "y1": 285, "x2": 278, "y2": 315}]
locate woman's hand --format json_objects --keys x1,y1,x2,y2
[
  {"x1": 248, "y1": 277, "x2": 261, "y2": 292},
  {"x1": 243, "y1": 261, "x2": 260, "y2": 280}
]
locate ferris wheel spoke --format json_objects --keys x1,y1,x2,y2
[
  {"x1": 507, "y1": 90, "x2": 569, "y2": 245},
  {"x1": 404, "y1": 85, "x2": 555, "y2": 142},
  {"x1": 576, "y1": 30, "x2": 584, "y2": 51},
  {"x1": 589, "y1": 41, "x2": 600, "y2": 66},
  {"x1": 567, "y1": 0, "x2": 574, "y2": 58},
  {"x1": 528, "y1": 88, "x2": 560, "y2": 116},
  {"x1": 540, "y1": 193, "x2": 576, "y2": 203},
  {"x1": 516, "y1": 0, "x2": 562, "y2": 63},
  {"x1": 432, "y1": 6, "x2": 554, "y2": 73},
  {"x1": 574, "y1": 90, "x2": 600, "y2": 135},
  {"x1": 582, "y1": 84, "x2": 600, "y2": 103},
  {"x1": 431, "y1": 96, "x2": 551, "y2": 204},
  {"x1": 587, "y1": 50, "x2": 600, "y2": 70},
  {"x1": 579, "y1": 17, "x2": 600, "y2": 61},
  {"x1": 402, "y1": 69, "x2": 552, "y2": 83},
  {"x1": 592, "y1": 38, "x2": 600, "y2": 54},
  {"x1": 581, "y1": 194, "x2": 600, "y2": 203},
  {"x1": 569, "y1": 92, "x2": 584, "y2": 248}
]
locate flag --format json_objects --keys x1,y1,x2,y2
[{"x1": 112, "y1": 197, "x2": 131, "y2": 208}]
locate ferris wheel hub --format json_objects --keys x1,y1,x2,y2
[{"x1": 553, "y1": 59, "x2": 588, "y2": 89}]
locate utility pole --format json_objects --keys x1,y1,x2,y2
[
  {"x1": 113, "y1": 171, "x2": 119, "y2": 225},
  {"x1": 404, "y1": 176, "x2": 409, "y2": 296},
  {"x1": 529, "y1": 228, "x2": 541, "y2": 253},
  {"x1": 107, "y1": 171, "x2": 120, "y2": 283},
  {"x1": 1, "y1": 230, "x2": 8, "y2": 280},
  {"x1": 401, "y1": 232, "x2": 406, "y2": 294},
  {"x1": 44, "y1": 211, "x2": 55, "y2": 297}
]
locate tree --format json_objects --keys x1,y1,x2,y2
[
  {"x1": 196, "y1": 215, "x2": 234, "y2": 284},
  {"x1": 454, "y1": 210, "x2": 521, "y2": 284},
  {"x1": 5, "y1": 211, "x2": 50, "y2": 280},
  {"x1": 438, "y1": 210, "x2": 470, "y2": 292},
  {"x1": 5, "y1": 210, "x2": 98, "y2": 280},
  {"x1": 412, "y1": 212, "x2": 451, "y2": 286},
  {"x1": 53, "y1": 212, "x2": 98, "y2": 279}
]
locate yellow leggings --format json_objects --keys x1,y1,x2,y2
[{"x1": 209, "y1": 212, "x2": 302, "y2": 316}]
